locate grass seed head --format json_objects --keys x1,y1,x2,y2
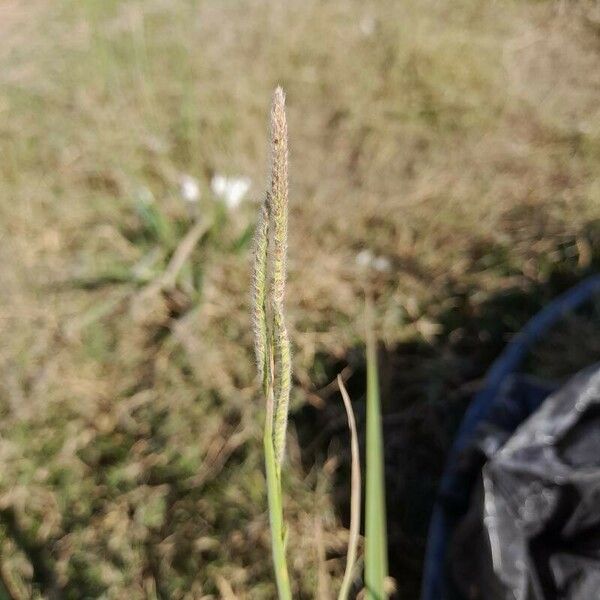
[
  {"x1": 269, "y1": 86, "x2": 288, "y2": 309},
  {"x1": 252, "y1": 87, "x2": 292, "y2": 465},
  {"x1": 252, "y1": 199, "x2": 270, "y2": 389}
]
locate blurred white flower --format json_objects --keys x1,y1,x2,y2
[
  {"x1": 373, "y1": 256, "x2": 392, "y2": 272},
  {"x1": 355, "y1": 249, "x2": 392, "y2": 272},
  {"x1": 356, "y1": 249, "x2": 375, "y2": 268},
  {"x1": 211, "y1": 174, "x2": 251, "y2": 210},
  {"x1": 180, "y1": 174, "x2": 200, "y2": 203}
]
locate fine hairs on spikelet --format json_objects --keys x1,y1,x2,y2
[
  {"x1": 252, "y1": 199, "x2": 270, "y2": 390},
  {"x1": 269, "y1": 87, "x2": 291, "y2": 466},
  {"x1": 252, "y1": 87, "x2": 291, "y2": 465}
]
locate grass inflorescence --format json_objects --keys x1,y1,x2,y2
[{"x1": 252, "y1": 87, "x2": 293, "y2": 599}]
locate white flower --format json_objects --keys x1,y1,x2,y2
[
  {"x1": 355, "y1": 249, "x2": 392, "y2": 272},
  {"x1": 373, "y1": 256, "x2": 392, "y2": 272},
  {"x1": 179, "y1": 174, "x2": 200, "y2": 203},
  {"x1": 211, "y1": 174, "x2": 251, "y2": 210},
  {"x1": 356, "y1": 249, "x2": 375, "y2": 268}
]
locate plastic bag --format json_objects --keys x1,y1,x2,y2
[{"x1": 450, "y1": 365, "x2": 600, "y2": 599}]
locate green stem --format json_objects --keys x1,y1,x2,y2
[{"x1": 264, "y1": 426, "x2": 292, "y2": 600}]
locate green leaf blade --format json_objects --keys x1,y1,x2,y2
[{"x1": 364, "y1": 309, "x2": 388, "y2": 600}]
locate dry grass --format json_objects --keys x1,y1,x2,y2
[{"x1": 0, "y1": 0, "x2": 599, "y2": 597}]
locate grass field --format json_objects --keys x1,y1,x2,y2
[{"x1": 1, "y1": 0, "x2": 600, "y2": 597}]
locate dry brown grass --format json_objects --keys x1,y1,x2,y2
[{"x1": 0, "y1": 0, "x2": 599, "y2": 597}]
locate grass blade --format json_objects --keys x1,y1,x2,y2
[
  {"x1": 364, "y1": 302, "x2": 388, "y2": 600},
  {"x1": 337, "y1": 374, "x2": 361, "y2": 600}
]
